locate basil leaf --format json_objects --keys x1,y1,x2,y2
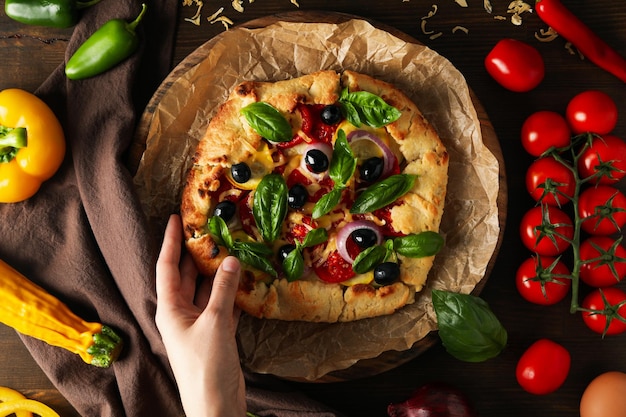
[
  {"x1": 232, "y1": 241, "x2": 273, "y2": 256},
  {"x1": 208, "y1": 216, "x2": 232, "y2": 248},
  {"x1": 241, "y1": 102, "x2": 293, "y2": 143},
  {"x1": 253, "y1": 174, "x2": 288, "y2": 242},
  {"x1": 394, "y1": 231, "x2": 444, "y2": 258},
  {"x1": 301, "y1": 228, "x2": 328, "y2": 248},
  {"x1": 352, "y1": 245, "x2": 388, "y2": 274},
  {"x1": 384, "y1": 239, "x2": 395, "y2": 258},
  {"x1": 432, "y1": 289, "x2": 507, "y2": 362},
  {"x1": 312, "y1": 188, "x2": 343, "y2": 219},
  {"x1": 340, "y1": 100, "x2": 361, "y2": 127},
  {"x1": 329, "y1": 130, "x2": 357, "y2": 187},
  {"x1": 339, "y1": 88, "x2": 402, "y2": 128},
  {"x1": 283, "y1": 249, "x2": 304, "y2": 282},
  {"x1": 235, "y1": 247, "x2": 277, "y2": 277},
  {"x1": 311, "y1": 130, "x2": 357, "y2": 219},
  {"x1": 350, "y1": 174, "x2": 416, "y2": 214}
]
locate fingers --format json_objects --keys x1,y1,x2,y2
[
  {"x1": 205, "y1": 256, "x2": 241, "y2": 319},
  {"x1": 155, "y1": 214, "x2": 184, "y2": 301},
  {"x1": 156, "y1": 215, "x2": 241, "y2": 330},
  {"x1": 178, "y1": 252, "x2": 199, "y2": 300}
]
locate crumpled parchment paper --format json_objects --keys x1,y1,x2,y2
[{"x1": 133, "y1": 18, "x2": 501, "y2": 381}]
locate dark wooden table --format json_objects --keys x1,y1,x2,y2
[{"x1": 1, "y1": 1, "x2": 626, "y2": 416}]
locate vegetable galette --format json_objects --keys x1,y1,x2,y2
[{"x1": 181, "y1": 70, "x2": 448, "y2": 322}]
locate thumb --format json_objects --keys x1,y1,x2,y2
[{"x1": 206, "y1": 256, "x2": 241, "y2": 317}]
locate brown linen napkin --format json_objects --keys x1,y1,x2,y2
[{"x1": 0, "y1": 2, "x2": 344, "y2": 416}]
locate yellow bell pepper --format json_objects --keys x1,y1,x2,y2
[
  {"x1": 0, "y1": 89, "x2": 65, "y2": 203},
  {"x1": 0, "y1": 386, "x2": 31, "y2": 417},
  {"x1": 0, "y1": 385, "x2": 58, "y2": 417}
]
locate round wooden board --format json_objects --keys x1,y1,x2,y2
[{"x1": 130, "y1": 11, "x2": 507, "y2": 382}]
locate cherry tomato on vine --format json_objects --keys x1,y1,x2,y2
[
  {"x1": 516, "y1": 256, "x2": 571, "y2": 305},
  {"x1": 516, "y1": 339, "x2": 571, "y2": 395},
  {"x1": 526, "y1": 157, "x2": 575, "y2": 206},
  {"x1": 578, "y1": 135, "x2": 626, "y2": 185},
  {"x1": 521, "y1": 111, "x2": 571, "y2": 157},
  {"x1": 578, "y1": 186, "x2": 626, "y2": 235},
  {"x1": 520, "y1": 205, "x2": 573, "y2": 256},
  {"x1": 484, "y1": 39, "x2": 545, "y2": 93},
  {"x1": 579, "y1": 237, "x2": 626, "y2": 287},
  {"x1": 566, "y1": 91, "x2": 618, "y2": 135},
  {"x1": 581, "y1": 287, "x2": 626, "y2": 336}
]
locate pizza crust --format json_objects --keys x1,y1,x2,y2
[
  {"x1": 235, "y1": 278, "x2": 412, "y2": 322},
  {"x1": 181, "y1": 70, "x2": 448, "y2": 322}
]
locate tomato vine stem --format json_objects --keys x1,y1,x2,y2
[{"x1": 547, "y1": 133, "x2": 593, "y2": 314}]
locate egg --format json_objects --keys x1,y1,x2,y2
[{"x1": 580, "y1": 371, "x2": 626, "y2": 417}]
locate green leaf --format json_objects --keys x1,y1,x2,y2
[
  {"x1": 283, "y1": 249, "x2": 305, "y2": 282},
  {"x1": 208, "y1": 216, "x2": 233, "y2": 248},
  {"x1": 352, "y1": 245, "x2": 388, "y2": 274},
  {"x1": 339, "y1": 88, "x2": 402, "y2": 128},
  {"x1": 235, "y1": 247, "x2": 277, "y2": 277},
  {"x1": 301, "y1": 228, "x2": 328, "y2": 248},
  {"x1": 341, "y1": 100, "x2": 361, "y2": 127},
  {"x1": 233, "y1": 240, "x2": 273, "y2": 256},
  {"x1": 312, "y1": 188, "x2": 343, "y2": 219},
  {"x1": 253, "y1": 174, "x2": 288, "y2": 242},
  {"x1": 394, "y1": 231, "x2": 444, "y2": 258},
  {"x1": 432, "y1": 289, "x2": 507, "y2": 362},
  {"x1": 241, "y1": 102, "x2": 293, "y2": 143},
  {"x1": 329, "y1": 130, "x2": 357, "y2": 186},
  {"x1": 350, "y1": 174, "x2": 416, "y2": 214},
  {"x1": 282, "y1": 228, "x2": 328, "y2": 281}
]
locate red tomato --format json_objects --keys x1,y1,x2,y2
[
  {"x1": 579, "y1": 237, "x2": 626, "y2": 287},
  {"x1": 516, "y1": 256, "x2": 571, "y2": 305},
  {"x1": 485, "y1": 39, "x2": 545, "y2": 92},
  {"x1": 298, "y1": 103, "x2": 340, "y2": 143},
  {"x1": 578, "y1": 135, "x2": 626, "y2": 185},
  {"x1": 581, "y1": 287, "x2": 626, "y2": 336},
  {"x1": 521, "y1": 111, "x2": 572, "y2": 157},
  {"x1": 520, "y1": 205, "x2": 573, "y2": 256},
  {"x1": 313, "y1": 250, "x2": 356, "y2": 283},
  {"x1": 526, "y1": 157, "x2": 575, "y2": 206},
  {"x1": 566, "y1": 91, "x2": 618, "y2": 135},
  {"x1": 578, "y1": 186, "x2": 626, "y2": 235},
  {"x1": 516, "y1": 339, "x2": 571, "y2": 395}
]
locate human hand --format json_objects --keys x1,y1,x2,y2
[{"x1": 155, "y1": 214, "x2": 246, "y2": 417}]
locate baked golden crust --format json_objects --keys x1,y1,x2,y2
[
  {"x1": 180, "y1": 70, "x2": 448, "y2": 322},
  {"x1": 192, "y1": 70, "x2": 341, "y2": 168}
]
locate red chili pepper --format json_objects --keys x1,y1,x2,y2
[{"x1": 536, "y1": 0, "x2": 626, "y2": 83}]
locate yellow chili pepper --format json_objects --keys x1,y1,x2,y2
[
  {"x1": 0, "y1": 259, "x2": 123, "y2": 368},
  {"x1": 0, "y1": 89, "x2": 65, "y2": 203}
]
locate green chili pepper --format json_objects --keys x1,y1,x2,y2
[
  {"x1": 5, "y1": 0, "x2": 103, "y2": 28},
  {"x1": 65, "y1": 3, "x2": 147, "y2": 80}
]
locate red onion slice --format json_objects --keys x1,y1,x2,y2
[
  {"x1": 336, "y1": 220, "x2": 383, "y2": 263},
  {"x1": 299, "y1": 142, "x2": 333, "y2": 181},
  {"x1": 347, "y1": 130, "x2": 396, "y2": 179}
]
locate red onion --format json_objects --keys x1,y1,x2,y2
[
  {"x1": 387, "y1": 382, "x2": 479, "y2": 417},
  {"x1": 299, "y1": 142, "x2": 333, "y2": 181},
  {"x1": 336, "y1": 220, "x2": 383, "y2": 263},
  {"x1": 347, "y1": 130, "x2": 397, "y2": 178}
]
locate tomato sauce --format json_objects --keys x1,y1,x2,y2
[
  {"x1": 314, "y1": 250, "x2": 356, "y2": 283},
  {"x1": 299, "y1": 103, "x2": 340, "y2": 143}
]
